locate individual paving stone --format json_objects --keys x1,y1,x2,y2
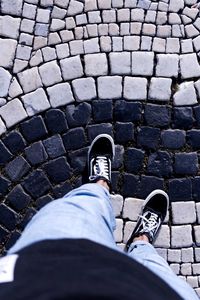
[
  {"x1": 36, "y1": 195, "x2": 53, "y2": 210},
  {"x1": 197, "y1": 203, "x2": 200, "y2": 223},
  {"x1": 130, "y1": 22, "x2": 142, "y2": 35},
  {"x1": 67, "y1": 0, "x2": 83, "y2": 16},
  {"x1": 123, "y1": 197, "x2": 143, "y2": 221},
  {"x1": 92, "y1": 100, "x2": 112, "y2": 122},
  {"x1": 35, "y1": 23, "x2": 49, "y2": 37},
  {"x1": 115, "y1": 122, "x2": 134, "y2": 144},
  {"x1": 193, "y1": 35, "x2": 200, "y2": 52},
  {"x1": 0, "y1": 68, "x2": 12, "y2": 97},
  {"x1": 36, "y1": 8, "x2": 51, "y2": 23},
  {"x1": 169, "y1": 0, "x2": 184, "y2": 13},
  {"x1": 173, "y1": 107, "x2": 194, "y2": 129},
  {"x1": 0, "y1": 141, "x2": 12, "y2": 165},
  {"x1": 169, "y1": 178, "x2": 192, "y2": 202},
  {"x1": 149, "y1": 78, "x2": 172, "y2": 102},
  {"x1": 152, "y1": 37, "x2": 166, "y2": 53},
  {"x1": 108, "y1": 23, "x2": 119, "y2": 36},
  {"x1": 183, "y1": 6, "x2": 199, "y2": 20},
  {"x1": 60, "y1": 55, "x2": 83, "y2": 81},
  {"x1": 0, "y1": 176, "x2": 10, "y2": 197},
  {"x1": 72, "y1": 78, "x2": 96, "y2": 101},
  {"x1": 114, "y1": 219, "x2": 123, "y2": 243},
  {"x1": 68, "y1": 147, "x2": 88, "y2": 173},
  {"x1": 154, "y1": 225, "x2": 170, "y2": 248},
  {"x1": 0, "y1": 99, "x2": 28, "y2": 128},
  {"x1": 171, "y1": 225, "x2": 193, "y2": 248},
  {"x1": 157, "y1": 25, "x2": 172, "y2": 38},
  {"x1": 123, "y1": 221, "x2": 136, "y2": 243},
  {"x1": 161, "y1": 130, "x2": 185, "y2": 149},
  {"x1": 120, "y1": 23, "x2": 130, "y2": 36},
  {"x1": 69, "y1": 40, "x2": 84, "y2": 55},
  {"x1": 181, "y1": 263, "x2": 192, "y2": 276},
  {"x1": 8, "y1": 77, "x2": 23, "y2": 99},
  {"x1": 180, "y1": 54, "x2": 200, "y2": 79},
  {"x1": 56, "y1": 43, "x2": 70, "y2": 59},
  {"x1": 138, "y1": 175, "x2": 164, "y2": 199},
  {"x1": 110, "y1": 194, "x2": 123, "y2": 217},
  {"x1": 172, "y1": 25, "x2": 183, "y2": 38},
  {"x1": 30, "y1": 50, "x2": 43, "y2": 67},
  {"x1": 98, "y1": 76, "x2": 122, "y2": 99},
  {"x1": 44, "y1": 157, "x2": 71, "y2": 184},
  {"x1": 185, "y1": 24, "x2": 199, "y2": 38},
  {"x1": 5, "y1": 156, "x2": 30, "y2": 182},
  {"x1": 181, "y1": 39, "x2": 193, "y2": 53},
  {"x1": 25, "y1": 141, "x2": 48, "y2": 165},
  {"x1": 182, "y1": 248, "x2": 194, "y2": 263},
  {"x1": 137, "y1": 127, "x2": 161, "y2": 150},
  {"x1": 124, "y1": 77, "x2": 147, "y2": 101},
  {"x1": 124, "y1": 36, "x2": 140, "y2": 51},
  {"x1": 142, "y1": 24, "x2": 156, "y2": 36},
  {"x1": 63, "y1": 127, "x2": 87, "y2": 150},
  {"x1": 187, "y1": 276, "x2": 199, "y2": 288},
  {"x1": 174, "y1": 153, "x2": 198, "y2": 175},
  {"x1": 22, "y1": 88, "x2": 50, "y2": 117},
  {"x1": 18, "y1": 67, "x2": 42, "y2": 93},
  {"x1": 84, "y1": 53, "x2": 108, "y2": 76},
  {"x1": 188, "y1": 130, "x2": 200, "y2": 149},
  {"x1": 42, "y1": 47, "x2": 57, "y2": 62},
  {"x1": 156, "y1": 54, "x2": 179, "y2": 78},
  {"x1": 66, "y1": 103, "x2": 91, "y2": 127},
  {"x1": 19, "y1": 207, "x2": 36, "y2": 231},
  {"x1": 156, "y1": 248, "x2": 167, "y2": 261},
  {"x1": 45, "y1": 109, "x2": 68, "y2": 134},
  {"x1": 170, "y1": 264, "x2": 180, "y2": 275},
  {"x1": 1, "y1": 0, "x2": 23, "y2": 16},
  {"x1": 173, "y1": 81, "x2": 197, "y2": 106},
  {"x1": 109, "y1": 52, "x2": 131, "y2": 75},
  {"x1": 87, "y1": 123, "x2": 113, "y2": 141},
  {"x1": 43, "y1": 135, "x2": 65, "y2": 159},
  {"x1": 20, "y1": 19, "x2": 35, "y2": 35},
  {"x1": 117, "y1": 8, "x2": 130, "y2": 22},
  {"x1": 53, "y1": 182, "x2": 72, "y2": 199},
  {"x1": 47, "y1": 83, "x2": 74, "y2": 108},
  {"x1": 23, "y1": 170, "x2": 51, "y2": 198},
  {"x1": 13, "y1": 59, "x2": 28, "y2": 74},
  {"x1": 0, "y1": 16, "x2": 21, "y2": 39},
  {"x1": 51, "y1": 19, "x2": 65, "y2": 31},
  {"x1": 88, "y1": 11, "x2": 101, "y2": 24},
  {"x1": 100, "y1": 36, "x2": 112, "y2": 52},
  {"x1": 194, "y1": 248, "x2": 200, "y2": 262},
  {"x1": 168, "y1": 249, "x2": 181, "y2": 263},
  {"x1": 172, "y1": 201, "x2": 196, "y2": 224},
  {"x1": 122, "y1": 173, "x2": 139, "y2": 197},
  {"x1": 0, "y1": 39, "x2": 17, "y2": 68},
  {"x1": 60, "y1": 30, "x2": 74, "y2": 43},
  {"x1": 39, "y1": 61, "x2": 62, "y2": 87},
  {"x1": 7, "y1": 185, "x2": 31, "y2": 212},
  {"x1": 124, "y1": 148, "x2": 144, "y2": 174},
  {"x1": 112, "y1": 144, "x2": 124, "y2": 170},
  {"x1": 3, "y1": 131, "x2": 26, "y2": 155},
  {"x1": 114, "y1": 101, "x2": 142, "y2": 122},
  {"x1": 16, "y1": 44, "x2": 32, "y2": 60},
  {"x1": 144, "y1": 104, "x2": 170, "y2": 128},
  {"x1": 0, "y1": 204, "x2": 18, "y2": 231},
  {"x1": 131, "y1": 8, "x2": 144, "y2": 22},
  {"x1": 84, "y1": 37, "x2": 100, "y2": 54},
  {"x1": 192, "y1": 178, "x2": 200, "y2": 203},
  {"x1": 98, "y1": 24, "x2": 109, "y2": 36},
  {"x1": 168, "y1": 13, "x2": 181, "y2": 25},
  {"x1": 147, "y1": 151, "x2": 173, "y2": 178},
  {"x1": 166, "y1": 38, "x2": 180, "y2": 53},
  {"x1": 102, "y1": 10, "x2": 116, "y2": 23},
  {"x1": 20, "y1": 116, "x2": 48, "y2": 143},
  {"x1": 194, "y1": 226, "x2": 200, "y2": 245},
  {"x1": 132, "y1": 52, "x2": 154, "y2": 76}
]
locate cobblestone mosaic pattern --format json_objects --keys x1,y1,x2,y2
[{"x1": 0, "y1": 0, "x2": 200, "y2": 295}]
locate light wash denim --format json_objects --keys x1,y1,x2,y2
[{"x1": 8, "y1": 183, "x2": 198, "y2": 300}]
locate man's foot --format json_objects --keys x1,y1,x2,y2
[
  {"x1": 125, "y1": 189, "x2": 169, "y2": 251},
  {"x1": 88, "y1": 134, "x2": 115, "y2": 190}
]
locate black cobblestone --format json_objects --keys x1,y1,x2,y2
[
  {"x1": 45, "y1": 109, "x2": 68, "y2": 134},
  {"x1": 3, "y1": 131, "x2": 26, "y2": 155},
  {"x1": 93, "y1": 100, "x2": 112, "y2": 122},
  {"x1": 20, "y1": 208, "x2": 37, "y2": 230},
  {"x1": 122, "y1": 173, "x2": 139, "y2": 197},
  {"x1": 144, "y1": 104, "x2": 171, "y2": 127},
  {"x1": 0, "y1": 226, "x2": 9, "y2": 243},
  {"x1": 43, "y1": 135, "x2": 65, "y2": 159},
  {"x1": 87, "y1": 123, "x2": 113, "y2": 142},
  {"x1": 112, "y1": 145, "x2": 124, "y2": 169},
  {"x1": 63, "y1": 127, "x2": 87, "y2": 150},
  {"x1": 5, "y1": 156, "x2": 31, "y2": 182},
  {"x1": 115, "y1": 122, "x2": 134, "y2": 144},
  {"x1": 124, "y1": 148, "x2": 144, "y2": 174},
  {"x1": 169, "y1": 178, "x2": 192, "y2": 201},
  {"x1": 137, "y1": 126, "x2": 161, "y2": 150},
  {"x1": 174, "y1": 153, "x2": 198, "y2": 175},
  {"x1": 68, "y1": 147, "x2": 88, "y2": 173},
  {"x1": 138, "y1": 175, "x2": 164, "y2": 199},
  {"x1": 66, "y1": 103, "x2": 91, "y2": 127},
  {"x1": 36, "y1": 195, "x2": 53, "y2": 210},
  {"x1": 25, "y1": 141, "x2": 48, "y2": 165},
  {"x1": 5, "y1": 231, "x2": 21, "y2": 251},
  {"x1": 173, "y1": 107, "x2": 194, "y2": 129},
  {"x1": 44, "y1": 157, "x2": 71, "y2": 184},
  {"x1": 0, "y1": 204, "x2": 18, "y2": 231},
  {"x1": 0, "y1": 176, "x2": 11, "y2": 197},
  {"x1": 114, "y1": 100, "x2": 142, "y2": 122},
  {"x1": 193, "y1": 105, "x2": 200, "y2": 128},
  {"x1": 111, "y1": 171, "x2": 121, "y2": 193},
  {"x1": 0, "y1": 141, "x2": 12, "y2": 165},
  {"x1": 53, "y1": 182, "x2": 72, "y2": 198},
  {"x1": 187, "y1": 130, "x2": 200, "y2": 149},
  {"x1": 7, "y1": 185, "x2": 31, "y2": 212},
  {"x1": 147, "y1": 151, "x2": 173, "y2": 177},
  {"x1": 23, "y1": 170, "x2": 51, "y2": 198},
  {"x1": 192, "y1": 177, "x2": 200, "y2": 202},
  {"x1": 161, "y1": 130, "x2": 185, "y2": 149},
  {"x1": 20, "y1": 116, "x2": 48, "y2": 142}
]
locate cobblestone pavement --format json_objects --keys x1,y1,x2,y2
[{"x1": 0, "y1": 0, "x2": 200, "y2": 295}]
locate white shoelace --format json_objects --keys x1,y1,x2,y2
[
  {"x1": 89, "y1": 156, "x2": 110, "y2": 181},
  {"x1": 139, "y1": 212, "x2": 160, "y2": 236}
]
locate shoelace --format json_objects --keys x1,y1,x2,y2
[
  {"x1": 89, "y1": 156, "x2": 110, "y2": 181},
  {"x1": 139, "y1": 212, "x2": 159, "y2": 236}
]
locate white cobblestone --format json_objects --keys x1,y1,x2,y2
[
  {"x1": 13, "y1": 59, "x2": 28, "y2": 74},
  {"x1": 100, "y1": 36, "x2": 112, "y2": 52},
  {"x1": 194, "y1": 226, "x2": 200, "y2": 246},
  {"x1": 132, "y1": 52, "x2": 154, "y2": 76},
  {"x1": 0, "y1": 39, "x2": 17, "y2": 69},
  {"x1": 182, "y1": 248, "x2": 194, "y2": 263},
  {"x1": 98, "y1": 24, "x2": 108, "y2": 36},
  {"x1": 69, "y1": 40, "x2": 84, "y2": 55},
  {"x1": 123, "y1": 198, "x2": 143, "y2": 221},
  {"x1": 112, "y1": 0, "x2": 123, "y2": 8},
  {"x1": 141, "y1": 36, "x2": 152, "y2": 51},
  {"x1": 48, "y1": 32, "x2": 61, "y2": 45},
  {"x1": 85, "y1": 0, "x2": 97, "y2": 12},
  {"x1": 60, "y1": 55, "x2": 83, "y2": 81},
  {"x1": 196, "y1": 203, "x2": 200, "y2": 224},
  {"x1": 124, "y1": 36, "x2": 140, "y2": 51},
  {"x1": 194, "y1": 248, "x2": 200, "y2": 262},
  {"x1": 42, "y1": 47, "x2": 56, "y2": 62},
  {"x1": 108, "y1": 23, "x2": 119, "y2": 36},
  {"x1": 192, "y1": 264, "x2": 200, "y2": 275},
  {"x1": 110, "y1": 194, "x2": 124, "y2": 217},
  {"x1": 124, "y1": 77, "x2": 147, "y2": 101},
  {"x1": 173, "y1": 81, "x2": 198, "y2": 106},
  {"x1": 130, "y1": 22, "x2": 142, "y2": 35},
  {"x1": 156, "y1": 248, "x2": 167, "y2": 261},
  {"x1": 171, "y1": 225, "x2": 193, "y2": 248},
  {"x1": 172, "y1": 25, "x2": 183, "y2": 38},
  {"x1": 154, "y1": 225, "x2": 170, "y2": 248},
  {"x1": 181, "y1": 39, "x2": 193, "y2": 53},
  {"x1": 19, "y1": 33, "x2": 33, "y2": 46},
  {"x1": 47, "y1": 82, "x2": 74, "y2": 107},
  {"x1": 156, "y1": 12, "x2": 167, "y2": 25},
  {"x1": 85, "y1": 53, "x2": 108, "y2": 76},
  {"x1": 86, "y1": 24, "x2": 98, "y2": 37},
  {"x1": 131, "y1": 8, "x2": 144, "y2": 22},
  {"x1": 1, "y1": 0, "x2": 23, "y2": 16},
  {"x1": 33, "y1": 36, "x2": 47, "y2": 50},
  {"x1": 117, "y1": 8, "x2": 130, "y2": 22},
  {"x1": 169, "y1": 0, "x2": 184, "y2": 13},
  {"x1": 39, "y1": 61, "x2": 62, "y2": 87},
  {"x1": 67, "y1": 1, "x2": 83, "y2": 16},
  {"x1": 109, "y1": 52, "x2": 131, "y2": 75},
  {"x1": 36, "y1": 8, "x2": 51, "y2": 23},
  {"x1": 181, "y1": 263, "x2": 192, "y2": 276},
  {"x1": 18, "y1": 67, "x2": 42, "y2": 93},
  {"x1": 187, "y1": 276, "x2": 199, "y2": 288},
  {"x1": 51, "y1": 19, "x2": 65, "y2": 31},
  {"x1": 149, "y1": 77, "x2": 172, "y2": 101},
  {"x1": 156, "y1": 54, "x2": 179, "y2": 78},
  {"x1": 30, "y1": 50, "x2": 43, "y2": 67},
  {"x1": 157, "y1": 25, "x2": 171, "y2": 38},
  {"x1": 170, "y1": 264, "x2": 180, "y2": 275},
  {"x1": 185, "y1": 24, "x2": 199, "y2": 38},
  {"x1": 152, "y1": 37, "x2": 166, "y2": 52},
  {"x1": 114, "y1": 219, "x2": 123, "y2": 243},
  {"x1": 56, "y1": 44, "x2": 69, "y2": 60},
  {"x1": 120, "y1": 23, "x2": 130, "y2": 36},
  {"x1": 54, "y1": 0, "x2": 69, "y2": 8},
  {"x1": 98, "y1": 76, "x2": 122, "y2": 99},
  {"x1": 21, "y1": 88, "x2": 50, "y2": 116},
  {"x1": 168, "y1": 13, "x2": 181, "y2": 25},
  {"x1": 168, "y1": 249, "x2": 181, "y2": 263},
  {"x1": 0, "y1": 16, "x2": 21, "y2": 40},
  {"x1": 23, "y1": 3, "x2": 37, "y2": 20},
  {"x1": 166, "y1": 37, "x2": 180, "y2": 53},
  {"x1": 16, "y1": 45, "x2": 32, "y2": 60},
  {"x1": 183, "y1": 7, "x2": 199, "y2": 20},
  {"x1": 84, "y1": 37, "x2": 100, "y2": 53},
  {"x1": 142, "y1": 24, "x2": 156, "y2": 36},
  {"x1": 72, "y1": 77, "x2": 97, "y2": 101},
  {"x1": 76, "y1": 14, "x2": 88, "y2": 26},
  {"x1": 8, "y1": 77, "x2": 23, "y2": 99},
  {"x1": 102, "y1": 10, "x2": 116, "y2": 23},
  {"x1": 88, "y1": 11, "x2": 101, "y2": 24},
  {"x1": 0, "y1": 68, "x2": 12, "y2": 98},
  {"x1": 0, "y1": 98, "x2": 27, "y2": 128},
  {"x1": 180, "y1": 53, "x2": 200, "y2": 79},
  {"x1": 20, "y1": 19, "x2": 35, "y2": 34},
  {"x1": 123, "y1": 221, "x2": 136, "y2": 243},
  {"x1": 60, "y1": 30, "x2": 74, "y2": 42},
  {"x1": 193, "y1": 35, "x2": 200, "y2": 52}
]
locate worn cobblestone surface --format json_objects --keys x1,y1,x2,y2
[{"x1": 0, "y1": 0, "x2": 200, "y2": 294}]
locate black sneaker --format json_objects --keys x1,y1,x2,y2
[
  {"x1": 88, "y1": 134, "x2": 115, "y2": 190},
  {"x1": 125, "y1": 189, "x2": 169, "y2": 251}
]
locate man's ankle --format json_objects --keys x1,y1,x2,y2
[{"x1": 133, "y1": 234, "x2": 150, "y2": 243}]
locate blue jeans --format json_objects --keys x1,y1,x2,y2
[{"x1": 8, "y1": 183, "x2": 198, "y2": 300}]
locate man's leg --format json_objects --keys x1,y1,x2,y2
[{"x1": 125, "y1": 190, "x2": 199, "y2": 300}]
